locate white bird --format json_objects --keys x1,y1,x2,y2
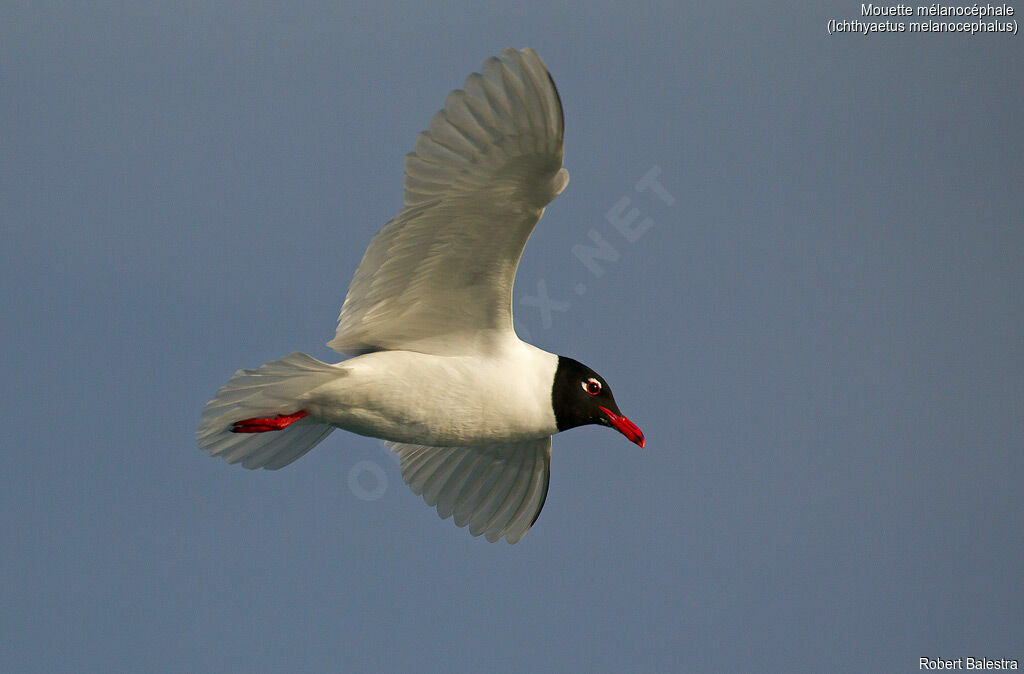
[{"x1": 197, "y1": 48, "x2": 644, "y2": 543}]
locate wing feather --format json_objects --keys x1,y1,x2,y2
[
  {"x1": 388, "y1": 437, "x2": 552, "y2": 544},
  {"x1": 328, "y1": 48, "x2": 568, "y2": 356}
]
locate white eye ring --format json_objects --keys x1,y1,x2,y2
[{"x1": 582, "y1": 378, "x2": 602, "y2": 396}]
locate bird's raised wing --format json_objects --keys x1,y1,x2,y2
[
  {"x1": 328, "y1": 48, "x2": 568, "y2": 356},
  {"x1": 387, "y1": 437, "x2": 552, "y2": 543}
]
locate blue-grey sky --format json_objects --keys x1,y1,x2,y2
[{"x1": 2, "y1": 2, "x2": 1021, "y2": 672}]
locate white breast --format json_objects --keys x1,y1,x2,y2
[{"x1": 305, "y1": 338, "x2": 559, "y2": 446}]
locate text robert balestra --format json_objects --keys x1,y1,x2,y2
[{"x1": 920, "y1": 657, "x2": 1019, "y2": 670}]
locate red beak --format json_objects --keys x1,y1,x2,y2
[{"x1": 599, "y1": 406, "x2": 645, "y2": 448}]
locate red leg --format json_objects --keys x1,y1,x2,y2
[{"x1": 231, "y1": 410, "x2": 309, "y2": 433}]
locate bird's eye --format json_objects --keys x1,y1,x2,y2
[{"x1": 582, "y1": 378, "x2": 602, "y2": 396}]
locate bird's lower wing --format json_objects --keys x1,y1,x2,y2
[{"x1": 386, "y1": 437, "x2": 552, "y2": 543}]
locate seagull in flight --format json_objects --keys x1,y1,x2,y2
[{"x1": 198, "y1": 48, "x2": 644, "y2": 543}]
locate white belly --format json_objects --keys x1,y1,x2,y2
[{"x1": 303, "y1": 343, "x2": 559, "y2": 446}]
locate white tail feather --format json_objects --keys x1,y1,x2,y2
[{"x1": 197, "y1": 352, "x2": 339, "y2": 470}]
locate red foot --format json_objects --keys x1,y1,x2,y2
[{"x1": 231, "y1": 410, "x2": 309, "y2": 433}]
